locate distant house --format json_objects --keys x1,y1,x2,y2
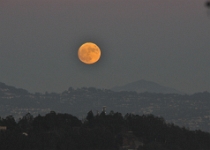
[
  {"x1": 22, "y1": 132, "x2": 28, "y2": 136},
  {"x1": 0, "y1": 126, "x2": 7, "y2": 131}
]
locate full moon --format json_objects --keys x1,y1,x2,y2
[{"x1": 78, "y1": 42, "x2": 101, "y2": 64}]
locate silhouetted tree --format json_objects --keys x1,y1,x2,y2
[
  {"x1": 4, "y1": 115, "x2": 17, "y2": 130},
  {"x1": 86, "y1": 110, "x2": 94, "y2": 122},
  {"x1": 18, "y1": 113, "x2": 33, "y2": 131},
  {"x1": 206, "y1": 1, "x2": 210, "y2": 7}
]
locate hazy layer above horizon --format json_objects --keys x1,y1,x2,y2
[{"x1": 0, "y1": 0, "x2": 210, "y2": 94}]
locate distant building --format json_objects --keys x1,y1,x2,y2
[{"x1": 0, "y1": 126, "x2": 7, "y2": 131}]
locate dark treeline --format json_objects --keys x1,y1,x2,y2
[{"x1": 0, "y1": 111, "x2": 210, "y2": 150}]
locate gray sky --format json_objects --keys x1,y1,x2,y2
[{"x1": 0, "y1": 0, "x2": 210, "y2": 94}]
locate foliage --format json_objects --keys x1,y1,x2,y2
[{"x1": 0, "y1": 111, "x2": 210, "y2": 150}]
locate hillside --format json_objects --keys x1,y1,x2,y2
[{"x1": 0, "y1": 82, "x2": 209, "y2": 133}]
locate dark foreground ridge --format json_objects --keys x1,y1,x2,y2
[{"x1": 0, "y1": 111, "x2": 210, "y2": 150}]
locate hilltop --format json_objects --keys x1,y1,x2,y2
[{"x1": 111, "y1": 79, "x2": 183, "y2": 94}]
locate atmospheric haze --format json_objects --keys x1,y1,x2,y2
[{"x1": 0, "y1": 0, "x2": 210, "y2": 94}]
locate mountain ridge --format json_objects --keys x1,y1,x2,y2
[{"x1": 111, "y1": 79, "x2": 183, "y2": 94}]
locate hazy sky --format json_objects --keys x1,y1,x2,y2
[{"x1": 0, "y1": 0, "x2": 210, "y2": 94}]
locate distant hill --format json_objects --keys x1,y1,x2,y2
[
  {"x1": 0, "y1": 82, "x2": 29, "y2": 97},
  {"x1": 1, "y1": 81, "x2": 210, "y2": 132},
  {"x1": 111, "y1": 79, "x2": 183, "y2": 94}
]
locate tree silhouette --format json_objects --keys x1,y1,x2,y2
[
  {"x1": 0, "y1": 111, "x2": 210, "y2": 150},
  {"x1": 206, "y1": 1, "x2": 210, "y2": 8},
  {"x1": 18, "y1": 113, "x2": 33, "y2": 132}
]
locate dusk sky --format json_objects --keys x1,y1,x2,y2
[{"x1": 0, "y1": 0, "x2": 210, "y2": 94}]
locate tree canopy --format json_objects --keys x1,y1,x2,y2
[{"x1": 0, "y1": 111, "x2": 210, "y2": 150}]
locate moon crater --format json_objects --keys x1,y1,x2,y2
[{"x1": 78, "y1": 42, "x2": 101, "y2": 64}]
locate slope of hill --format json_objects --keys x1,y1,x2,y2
[
  {"x1": 111, "y1": 79, "x2": 183, "y2": 94},
  {"x1": 0, "y1": 82, "x2": 209, "y2": 133},
  {"x1": 0, "y1": 82, "x2": 29, "y2": 96}
]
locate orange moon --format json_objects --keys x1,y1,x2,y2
[{"x1": 78, "y1": 42, "x2": 101, "y2": 64}]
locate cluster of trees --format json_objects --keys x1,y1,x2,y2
[{"x1": 0, "y1": 111, "x2": 210, "y2": 150}]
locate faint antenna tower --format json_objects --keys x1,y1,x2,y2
[{"x1": 102, "y1": 106, "x2": 106, "y2": 114}]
